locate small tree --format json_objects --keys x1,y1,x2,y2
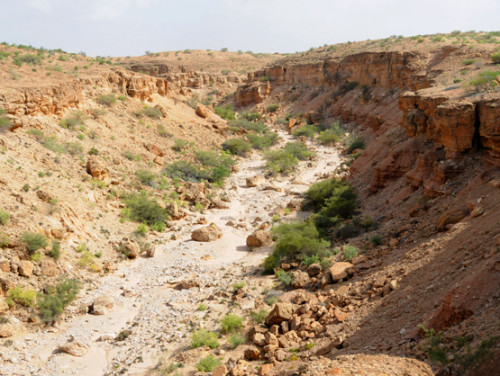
[{"x1": 37, "y1": 277, "x2": 80, "y2": 325}]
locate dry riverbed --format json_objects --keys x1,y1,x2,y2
[{"x1": 0, "y1": 130, "x2": 342, "y2": 376}]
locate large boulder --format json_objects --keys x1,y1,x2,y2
[
  {"x1": 191, "y1": 223, "x2": 222, "y2": 242},
  {"x1": 329, "y1": 262, "x2": 353, "y2": 282},
  {"x1": 119, "y1": 238, "x2": 140, "y2": 259},
  {"x1": 40, "y1": 258, "x2": 59, "y2": 277},
  {"x1": 86, "y1": 156, "x2": 109, "y2": 181},
  {"x1": 246, "y1": 230, "x2": 273, "y2": 248},
  {"x1": 436, "y1": 207, "x2": 469, "y2": 231},
  {"x1": 292, "y1": 270, "x2": 310, "y2": 289},
  {"x1": 265, "y1": 303, "x2": 293, "y2": 326},
  {"x1": 246, "y1": 175, "x2": 265, "y2": 188},
  {"x1": 18, "y1": 260, "x2": 34, "y2": 277},
  {"x1": 91, "y1": 296, "x2": 115, "y2": 315},
  {"x1": 59, "y1": 338, "x2": 89, "y2": 357},
  {"x1": 195, "y1": 104, "x2": 209, "y2": 118}
]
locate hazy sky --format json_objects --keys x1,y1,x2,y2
[{"x1": 1, "y1": 0, "x2": 499, "y2": 57}]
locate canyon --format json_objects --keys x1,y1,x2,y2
[{"x1": 0, "y1": 33, "x2": 499, "y2": 376}]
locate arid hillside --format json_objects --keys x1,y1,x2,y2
[{"x1": 0, "y1": 32, "x2": 499, "y2": 376}]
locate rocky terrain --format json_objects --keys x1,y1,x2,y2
[{"x1": 0, "y1": 31, "x2": 499, "y2": 376}]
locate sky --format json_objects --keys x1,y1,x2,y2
[{"x1": 1, "y1": 0, "x2": 499, "y2": 57}]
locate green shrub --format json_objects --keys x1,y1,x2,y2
[
  {"x1": 172, "y1": 138, "x2": 189, "y2": 151},
  {"x1": 228, "y1": 119, "x2": 268, "y2": 133},
  {"x1": 49, "y1": 241, "x2": 61, "y2": 260},
  {"x1": 267, "y1": 103, "x2": 280, "y2": 113},
  {"x1": 264, "y1": 220, "x2": 330, "y2": 272},
  {"x1": 233, "y1": 281, "x2": 246, "y2": 291},
  {"x1": 13, "y1": 53, "x2": 43, "y2": 66},
  {"x1": 462, "y1": 58, "x2": 476, "y2": 66},
  {"x1": 191, "y1": 329, "x2": 219, "y2": 349},
  {"x1": 241, "y1": 112, "x2": 260, "y2": 121},
  {"x1": 250, "y1": 309, "x2": 269, "y2": 324},
  {"x1": 7, "y1": 287, "x2": 36, "y2": 307},
  {"x1": 292, "y1": 124, "x2": 318, "y2": 138},
  {"x1": 214, "y1": 104, "x2": 235, "y2": 120},
  {"x1": 0, "y1": 209, "x2": 10, "y2": 225},
  {"x1": 124, "y1": 151, "x2": 142, "y2": 161},
  {"x1": 264, "y1": 150, "x2": 298, "y2": 176},
  {"x1": 141, "y1": 106, "x2": 163, "y2": 119},
  {"x1": 345, "y1": 135, "x2": 366, "y2": 154},
  {"x1": 89, "y1": 147, "x2": 99, "y2": 155},
  {"x1": 343, "y1": 245, "x2": 358, "y2": 261},
  {"x1": 65, "y1": 142, "x2": 83, "y2": 156},
  {"x1": 275, "y1": 269, "x2": 293, "y2": 286},
  {"x1": 135, "y1": 223, "x2": 148, "y2": 237},
  {"x1": 195, "y1": 150, "x2": 234, "y2": 169},
  {"x1": 60, "y1": 111, "x2": 85, "y2": 128},
  {"x1": 122, "y1": 191, "x2": 168, "y2": 227},
  {"x1": 37, "y1": 277, "x2": 80, "y2": 325},
  {"x1": 196, "y1": 355, "x2": 221, "y2": 372},
  {"x1": 370, "y1": 234, "x2": 382, "y2": 246},
  {"x1": 0, "y1": 108, "x2": 11, "y2": 130},
  {"x1": 198, "y1": 303, "x2": 208, "y2": 311},
  {"x1": 247, "y1": 133, "x2": 279, "y2": 150},
  {"x1": 491, "y1": 52, "x2": 500, "y2": 63},
  {"x1": 313, "y1": 185, "x2": 357, "y2": 231},
  {"x1": 135, "y1": 169, "x2": 156, "y2": 186},
  {"x1": 318, "y1": 129, "x2": 341, "y2": 145},
  {"x1": 96, "y1": 94, "x2": 117, "y2": 106},
  {"x1": 220, "y1": 313, "x2": 244, "y2": 333},
  {"x1": 165, "y1": 160, "x2": 209, "y2": 182},
  {"x1": 305, "y1": 178, "x2": 356, "y2": 212},
  {"x1": 228, "y1": 333, "x2": 246, "y2": 349},
  {"x1": 0, "y1": 232, "x2": 9, "y2": 247},
  {"x1": 117, "y1": 94, "x2": 127, "y2": 101},
  {"x1": 222, "y1": 138, "x2": 252, "y2": 156},
  {"x1": 469, "y1": 70, "x2": 500, "y2": 88},
  {"x1": 283, "y1": 142, "x2": 310, "y2": 160},
  {"x1": 21, "y1": 232, "x2": 48, "y2": 254}
]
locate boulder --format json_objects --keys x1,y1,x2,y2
[
  {"x1": 0, "y1": 325, "x2": 13, "y2": 338},
  {"x1": 174, "y1": 275, "x2": 202, "y2": 290},
  {"x1": 86, "y1": 156, "x2": 108, "y2": 181},
  {"x1": 59, "y1": 338, "x2": 89, "y2": 357},
  {"x1": 246, "y1": 230, "x2": 273, "y2": 248},
  {"x1": 244, "y1": 347, "x2": 261, "y2": 360},
  {"x1": 291, "y1": 270, "x2": 310, "y2": 289},
  {"x1": 436, "y1": 207, "x2": 469, "y2": 231},
  {"x1": 307, "y1": 263, "x2": 322, "y2": 277},
  {"x1": 191, "y1": 223, "x2": 222, "y2": 242},
  {"x1": 0, "y1": 258, "x2": 10, "y2": 273},
  {"x1": 212, "y1": 364, "x2": 228, "y2": 376},
  {"x1": 91, "y1": 296, "x2": 115, "y2": 315},
  {"x1": 260, "y1": 363, "x2": 274, "y2": 376},
  {"x1": 329, "y1": 262, "x2": 353, "y2": 282},
  {"x1": 0, "y1": 298, "x2": 9, "y2": 313},
  {"x1": 143, "y1": 143, "x2": 164, "y2": 156},
  {"x1": 246, "y1": 175, "x2": 265, "y2": 188},
  {"x1": 40, "y1": 258, "x2": 59, "y2": 277},
  {"x1": 18, "y1": 260, "x2": 34, "y2": 277},
  {"x1": 265, "y1": 303, "x2": 293, "y2": 326},
  {"x1": 195, "y1": 104, "x2": 208, "y2": 118},
  {"x1": 119, "y1": 238, "x2": 140, "y2": 259}
]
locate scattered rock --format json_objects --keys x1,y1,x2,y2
[
  {"x1": 191, "y1": 223, "x2": 222, "y2": 242},
  {"x1": 174, "y1": 275, "x2": 202, "y2": 290},
  {"x1": 36, "y1": 190, "x2": 53, "y2": 203},
  {"x1": 212, "y1": 364, "x2": 228, "y2": 376},
  {"x1": 246, "y1": 230, "x2": 273, "y2": 248},
  {"x1": 0, "y1": 325, "x2": 13, "y2": 338},
  {"x1": 91, "y1": 296, "x2": 115, "y2": 315},
  {"x1": 265, "y1": 303, "x2": 293, "y2": 326},
  {"x1": 292, "y1": 270, "x2": 310, "y2": 289},
  {"x1": 259, "y1": 363, "x2": 274, "y2": 376},
  {"x1": 307, "y1": 263, "x2": 322, "y2": 277},
  {"x1": 18, "y1": 260, "x2": 34, "y2": 277},
  {"x1": 329, "y1": 262, "x2": 354, "y2": 282},
  {"x1": 59, "y1": 338, "x2": 89, "y2": 357},
  {"x1": 436, "y1": 207, "x2": 470, "y2": 231},
  {"x1": 40, "y1": 258, "x2": 59, "y2": 277},
  {"x1": 119, "y1": 238, "x2": 140, "y2": 259},
  {"x1": 195, "y1": 104, "x2": 209, "y2": 118},
  {"x1": 0, "y1": 258, "x2": 10, "y2": 273},
  {"x1": 86, "y1": 156, "x2": 109, "y2": 181},
  {"x1": 0, "y1": 298, "x2": 9, "y2": 313},
  {"x1": 246, "y1": 175, "x2": 265, "y2": 188}
]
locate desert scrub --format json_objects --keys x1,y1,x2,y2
[
  {"x1": 60, "y1": 111, "x2": 85, "y2": 129},
  {"x1": 247, "y1": 133, "x2": 279, "y2": 150},
  {"x1": 6, "y1": 287, "x2": 36, "y2": 307},
  {"x1": 267, "y1": 103, "x2": 280, "y2": 113},
  {"x1": 318, "y1": 129, "x2": 341, "y2": 145},
  {"x1": 214, "y1": 104, "x2": 235, "y2": 120},
  {"x1": 305, "y1": 178, "x2": 357, "y2": 212},
  {"x1": 172, "y1": 138, "x2": 190, "y2": 151},
  {"x1": 264, "y1": 220, "x2": 330, "y2": 273},
  {"x1": 250, "y1": 309, "x2": 269, "y2": 324},
  {"x1": 292, "y1": 124, "x2": 318, "y2": 139},
  {"x1": 0, "y1": 208, "x2": 10, "y2": 225},
  {"x1": 264, "y1": 149, "x2": 298, "y2": 176},
  {"x1": 222, "y1": 138, "x2": 252, "y2": 156},
  {"x1": 191, "y1": 328, "x2": 219, "y2": 349},
  {"x1": 37, "y1": 277, "x2": 80, "y2": 325},
  {"x1": 0, "y1": 108, "x2": 11, "y2": 130},
  {"x1": 283, "y1": 142, "x2": 311, "y2": 160},
  {"x1": 469, "y1": 70, "x2": 500, "y2": 89},
  {"x1": 345, "y1": 134, "x2": 366, "y2": 154},
  {"x1": 0, "y1": 232, "x2": 10, "y2": 247},
  {"x1": 343, "y1": 245, "x2": 358, "y2": 261},
  {"x1": 21, "y1": 232, "x2": 48, "y2": 254},
  {"x1": 233, "y1": 281, "x2": 246, "y2": 291},
  {"x1": 96, "y1": 94, "x2": 117, "y2": 106},
  {"x1": 135, "y1": 169, "x2": 156, "y2": 187},
  {"x1": 122, "y1": 191, "x2": 169, "y2": 227},
  {"x1": 196, "y1": 355, "x2": 221, "y2": 372},
  {"x1": 220, "y1": 313, "x2": 244, "y2": 333},
  {"x1": 134, "y1": 223, "x2": 148, "y2": 237},
  {"x1": 228, "y1": 118, "x2": 267, "y2": 133},
  {"x1": 228, "y1": 333, "x2": 245, "y2": 349},
  {"x1": 49, "y1": 241, "x2": 61, "y2": 260},
  {"x1": 491, "y1": 52, "x2": 500, "y2": 63},
  {"x1": 141, "y1": 106, "x2": 163, "y2": 119},
  {"x1": 275, "y1": 269, "x2": 293, "y2": 286}
]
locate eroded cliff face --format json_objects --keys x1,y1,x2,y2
[{"x1": 0, "y1": 68, "x2": 169, "y2": 117}]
